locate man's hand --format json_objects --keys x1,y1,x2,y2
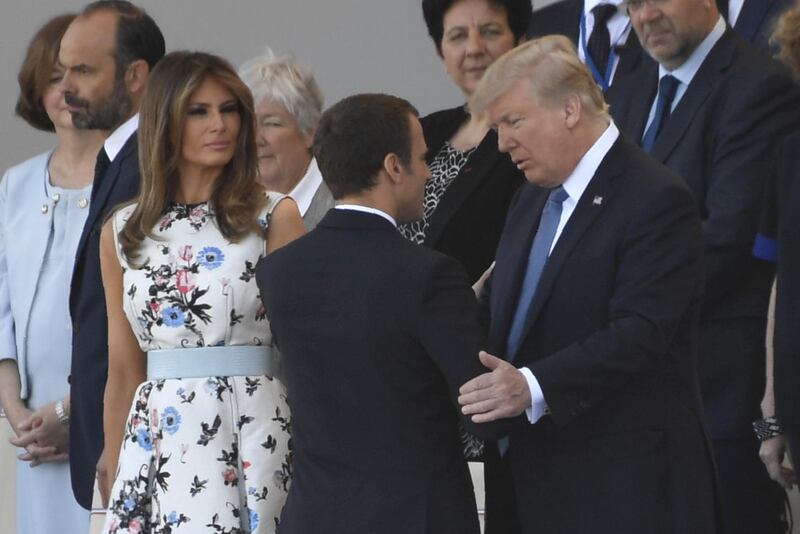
[
  {"x1": 458, "y1": 351, "x2": 531, "y2": 422},
  {"x1": 759, "y1": 434, "x2": 796, "y2": 489},
  {"x1": 97, "y1": 449, "x2": 111, "y2": 508}
]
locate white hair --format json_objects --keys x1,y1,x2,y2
[{"x1": 239, "y1": 48, "x2": 324, "y2": 135}]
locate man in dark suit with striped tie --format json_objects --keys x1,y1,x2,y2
[
  {"x1": 608, "y1": 0, "x2": 800, "y2": 531},
  {"x1": 527, "y1": 0, "x2": 648, "y2": 90}
]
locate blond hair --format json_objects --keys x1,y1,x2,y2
[
  {"x1": 471, "y1": 35, "x2": 609, "y2": 119},
  {"x1": 772, "y1": 1, "x2": 800, "y2": 78}
]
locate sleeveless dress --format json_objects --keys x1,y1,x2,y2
[{"x1": 102, "y1": 193, "x2": 291, "y2": 534}]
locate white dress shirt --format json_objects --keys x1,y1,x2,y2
[
  {"x1": 520, "y1": 121, "x2": 621, "y2": 424},
  {"x1": 643, "y1": 17, "x2": 726, "y2": 136},
  {"x1": 104, "y1": 114, "x2": 139, "y2": 162},
  {"x1": 728, "y1": 0, "x2": 744, "y2": 27},
  {"x1": 334, "y1": 204, "x2": 397, "y2": 227},
  {"x1": 288, "y1": 158, "x2": 324, "y2": 218},
  {"x1": 578, "y1": 0, "x2": 632, "y2": 84}
]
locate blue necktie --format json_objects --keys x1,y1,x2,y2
[
  {"x1": 641, "y1": 75, "x2": 680, "y2": 153},
  {"x1": 505, "y1": 186, "x2": 569, "y2": 362}
]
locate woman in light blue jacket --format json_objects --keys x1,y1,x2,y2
[{"x1": 0, "y1": 14, "x2": 106, "y2": 534}]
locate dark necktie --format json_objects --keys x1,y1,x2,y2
[
  {"x1": 92, "y1": 147, "x2": 111, "y2": 201},
  {"x1": 506, "y1": 186, "x2": 569, "y2": 361},
  {"x1": 641, "y1": 75, "x2": 680, "y2": 153},
  {"x1": 587, "y1": 3, "x2": 619, "y2": 79}
]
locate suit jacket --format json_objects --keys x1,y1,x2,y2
[
  {"x1": 719, "y1": 0, "x2": 793, "y2": 51},
  {"x1": 483, "y1": 138, "x2": 718, "y2": 533},
  {"x1": 608, "y1": 29, "x2": 800, "y2": 436},
  {"x1": 0, "y1": 151, "x2": 77, "y2": 397},
  {"x1": 526, "y1": 0, "x2": 647, "y2": 87},
  {"x1": 419, "y1": 106, "x2": 524, "y2": 282},
  {"x1": 69, "y1": 133, "x2": 140, "y2": 508},
  {"x1": 257, "y1": 209, "x2": 513, "y2": 534}
]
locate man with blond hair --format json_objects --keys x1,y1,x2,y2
[{"x1": 458, "y1": 36, "x2": 719, "y2": 533}]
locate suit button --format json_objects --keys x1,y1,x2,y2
[{"x1": 67, "y1": 374, "x2": 72, "y2": 385}]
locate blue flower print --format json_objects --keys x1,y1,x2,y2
[
  {"x1": 124, "y1": 497, "x2": 136, "y2": 512},
  {"x1": 160, "y1": 406, "x2": 182, "y2": 435},
  {"x1": 167, "y1": 511, "x2": 179, "y2": 524},
  {"x1": 249, "y1": 509, "x2": 260, "y2": 531},
  {"x1": 161, "y1": 307, "x2": 185, "y2": 327},
  {"x1": 197, "y1": 246, "x2": 225, "y2": 270},
  {"x1": 136, "y1": 428, "x2": 153, "y2": 451}
]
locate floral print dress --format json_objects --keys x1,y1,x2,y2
[{"x1": 102, "y1": 194, "x2": 291, "y2": 534}]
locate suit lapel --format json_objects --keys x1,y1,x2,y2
[
  {"x1": 517, "y1": 141, "x2": 625, "y2": 349},
  {"x1": 489, "y1": 188, "x2": 548, "y2": 357},
  {"x1": 75, "y1": 134, "x2": 137, "y2": 260},
  {"x1": 615, "y1": 31, "x2": 645, "y2": 79},
  {"x1": 734, "y1": 0, "x2": 772, "y2": 43},
  {"x1": 650, "y1": 31, "x2": 736, "y2": 162},
  {"x1": 566, "y1": 0, "x2": 583, "y2": 43},
  {"x1": 618, "y1": 62, "x2": 659, "y2": 142},
  {"x1": 425, "y1": 130, "x2": 507, "y2": 247}
]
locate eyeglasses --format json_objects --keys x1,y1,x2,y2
[{"x1": 624, "y1": 0, "x2": 671, "y2": 14}]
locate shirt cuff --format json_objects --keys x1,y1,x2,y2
[{"x1": 518, "y1": 366, "x2": 548, "y2": 423}]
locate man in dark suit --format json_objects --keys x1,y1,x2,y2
[
  {"x1": 459, "y1": 35, "x2": 718, "y2": 534},
  {"x1": 607, "y1": 0, "x2": 800, "y2": 531},
  {"x1": 59, "y1": 0, "x2": 164, "y2": 509},
  {"x1": 718, "y1": 0, "x2": 792, "y2": 50},
  {"x1": 527, "y1": 0, "x2": 647, "y2": 90},
  {"x1": 257, "y1": 94, "x2": 512, "y2": 534}
]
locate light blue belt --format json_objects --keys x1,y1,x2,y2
[{"x1": 147, "y1": 346, "x2": 275, "y2": 380}]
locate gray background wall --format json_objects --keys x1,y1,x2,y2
[{"x1": 0, "y1": 0, "x2": 551, "y2": 173}]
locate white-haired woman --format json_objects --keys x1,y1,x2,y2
[{"x1": 239, "y1": 51, "x2": 333, "y2": 230}]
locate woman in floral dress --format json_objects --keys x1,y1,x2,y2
[{"x1": 99, "y1": 51, "x2": 305, "y2": 534}]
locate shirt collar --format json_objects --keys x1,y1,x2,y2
[
  {"x1": 583, "y1": 0, "x2": 624, "y2": 14},
  {"x1": 288, "y1": 158, "x2": 323, "y2": 217},
  {"x1": 104, "y1": 114, "x2": 139, "y2": 162},
  {"x1": 659, "y1": 16, "x2": 726, "y2": 85},
  {"x1": 561, "y1": 121, "x2": 619, "y2": 203},
  {"x1": 334, "y1": 204, "x2": 397, "y2": 227}
]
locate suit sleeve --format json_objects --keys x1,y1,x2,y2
[
  {"x1": 0, "y1": 170, "x2": 17, "y2": 362},
  {"x1": 529, "y1": 180, "x2": 704, "y2": 428},
  {"x1": 701, "y1": 69, "x2": 800, "y2": 306},
  {"x1": 417, "y1": 256, "x2": 517, "y2": 439}
]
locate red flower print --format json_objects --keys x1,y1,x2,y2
[{"x1": 176, "y1": 269, "x2": 197, "y2": 295}]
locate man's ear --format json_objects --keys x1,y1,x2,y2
[
  {"x1": 563, "y1": 93, "x2": 582, "y2": 130},
  {"x1": 383, "y1": 152, "x2": 404, "y2": 185},
  {"x1": 125, "y1": 59, "x2": 150, "y2": 96}
]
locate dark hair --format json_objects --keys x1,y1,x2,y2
[
  {"x1": 15, "y1": 14, "x2": 76, "y2": 132},
  {"x1": 82, "y1": 0, "x2": 165, "y2": 78},
  {"x1": 314, "y1": 94, "x2": 419, "y2": 200},
  {"x1": 119, "y1": 51, "x2": 265, "y2": 265},
  {"x1": 422, "y1": 0, "x2": 532, "y2": 54}
]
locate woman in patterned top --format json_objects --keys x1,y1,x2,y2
[
  {"x1": 399, "y1": 0, "x2": 530, "y2": 283},
  {"x1": 99, "y1": 51, "x2": 304, "y2": 534}
]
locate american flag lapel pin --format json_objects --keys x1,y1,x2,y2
[{"x1": 593, "y1": 195, "x2": 603, "y2": 206}]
